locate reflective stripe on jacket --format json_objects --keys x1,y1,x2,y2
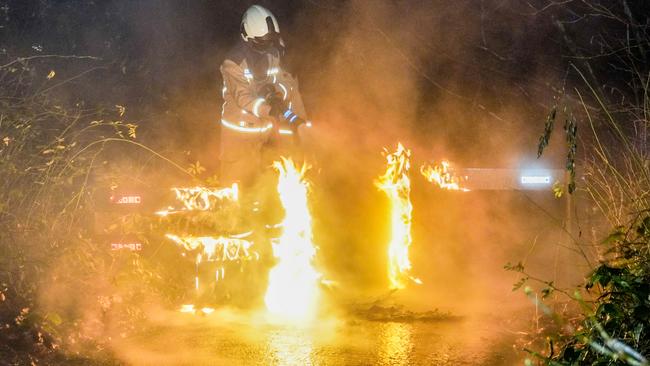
[{"x1": 220, "y1": 42, "x2": 307, "y2": 134}]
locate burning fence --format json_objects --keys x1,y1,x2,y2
[
  {"x1": 155, "y1": 157, "x2": 321, "y2": 320},
  {"x1": 148, "y1": 144, "x2": 485, "y2": 317},
  {"x1": 157, "y1": 182, "x2": 258, "y2": 297},
  {"x1": 375, "y1": 143, "x2": 421, "y2": 290},
  {"x1": 156, "y1": 184, "x2": 238, "y2": 216},
  {"x1": 420, "y1": 160, "x2": 469, "y2": 192},
  {"x1": 165, "y1": 234, "x2": 258, "y2": 285}
]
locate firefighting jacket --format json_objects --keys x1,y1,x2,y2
[{"x1": 220, "y1": 41, "x2": 307, "y2": 135}]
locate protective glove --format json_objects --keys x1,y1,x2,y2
[
  {"x1": 260, "y1": 84, "x2": 285, "y2": 118},
  {"x1": 281, "y1": 109, "x2": 306, "y2": 130},
  {"x1": 259, "y1": 84, "x2": 305, "y2": 131},
  {"x1": 267, "y1": 94, "x2": 287, "y2": 120}
]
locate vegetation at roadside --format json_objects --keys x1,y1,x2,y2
[
  {"x1": 0, "y1": 53, "x2": 199, "y2": 363},
  {"x1": 1, "y1": 0, "x2": 649, "y2": 365},
  {"x1": 515, "y1": 1, "x2": 650, "y2": 364}
]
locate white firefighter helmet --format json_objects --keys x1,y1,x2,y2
[{"x1": 240, "y1": 5, "x2": 282, "y2": 51}]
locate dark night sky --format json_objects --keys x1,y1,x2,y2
[{"x1": 1, "y1": 0, "x2": 646, "y2": 169}]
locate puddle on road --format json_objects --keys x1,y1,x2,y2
[
  {"x1": 265, "y1": 327, "x2": 314, "y2": 365},
  {"x1": 112, "y1": 309, "x2": 526, "y2": 365},
  {"x1": 377, "y1": 322, "x2": 413, "y2": 366}
]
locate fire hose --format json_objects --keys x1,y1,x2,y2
[{"x1": 262, "y1": 84, "x2": 307, "y2": 144}]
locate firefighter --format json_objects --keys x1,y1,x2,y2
[
  {"x1": 217, "y1": 5, "x2": 309, "y2": 307},
  {"x1": 219, "y1": 4, "x2": 308, "y2": 189}
]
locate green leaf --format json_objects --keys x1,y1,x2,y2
[
  {"x1": 588, "y1": 265, "x2": 626, "y2": 290},
  {"x1": 552, "y1": 180, "x2": 564, "y2": 198},
  {"x1": 46, "y1": 312, "x2": 63, "y2": 326},
  {"x1": 187, "y1": 161, "x2": 206, "y2": 177},
  {"x1": 563, "y1": 114, "x2": 577, "y2": 194},
  {"x1": 537, "y1": 105, "x2": 557, "y2": 158},
  {"x1": 504, "y1": 261, "x2": 525, "y2": 272},
  {"x1": 596, "y1": 303, "x2": 621, "y2": 319},
  {"x1": 602, "y1": 228, "x2": 625, "y2": 245},
  {"x1": 542, "y1": 283, "x2": 554, "y2": 299},
  {"x1": 513, "y1": 277, "x2": 529, "y2": 291},
  {"x1": 633, "y1": 323, "x2": 643, "y2": 344},
  {"x1": 636, "y1": 216, "x2": 650, "y2": 236}
]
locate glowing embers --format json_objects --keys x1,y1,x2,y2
[
  {"x1": 179, "y1": 304, "x2": 215, "y2": 315},
  {"x1": 158, "y1": 182, "x2": 256, "y2": 289},
  {"x1": 165, "y1": 234, "x2": 258, "y2": 262},
  {"x1": 156, "y1": 184, "x2": 238, "y2": 216},
  {"x1": 375, "y1": 143, "x2": 421, "y2": 290},
  {"x1": 264, "y1": 158, "x2": 320, "y2": 322},
  {"x1": 166, "y1": 234, "x2": 258, "y2": 286},
  {"x1": 420, "y1": 161, "x2": 469, "y2": 191}
]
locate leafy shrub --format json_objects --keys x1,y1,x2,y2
[
  {"x1": 524, "y1": 216, "x2": 650, "y2": 365},
  {"x1": 0, "y1": 55, "x2": 183, "y2": 363}
]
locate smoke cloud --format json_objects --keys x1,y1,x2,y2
[{"x1": 27, "y1": 0, "x2": 598, "y2": 363}]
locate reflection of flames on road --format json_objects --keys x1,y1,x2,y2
[
  {"x1": 375, "y1": 143, "x2": 421, "y2": 290},
  {"x1": 264, "y1": 158, "x2": 320, "y2": 322},
  {"x1": 266, "y1": 327, "x2": 314, "y2": 365},
  {"x1": 156, "y1": 183, "x2": 238, "y2": 216},
  {"x1": 379, "y1": 322, "x2": 414, "y2": 366},
  {"x1": 420, "y1": 161, "x2": 469, "y2": 191}
]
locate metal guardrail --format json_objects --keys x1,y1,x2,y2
[{"x1": 456, "y1": 168, "x2": 565, "y2": 191}]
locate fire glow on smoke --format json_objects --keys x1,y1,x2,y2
[{"x1": 159, "y1": 147, "x2": 440, "y2": 318}]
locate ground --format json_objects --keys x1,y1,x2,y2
[{"x1": 107, "y1": 305, "x2": 530, "y2": 365}]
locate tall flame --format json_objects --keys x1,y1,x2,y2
[
  {"x1": 420, "y1": 161, "x2": 469, "y2": 191},
  {"x1": 375, "y1": 143, "x2": 421, "y2": 290},
  {"x1": 264, "y1": 158, "x2": 320, "y2": 322}
]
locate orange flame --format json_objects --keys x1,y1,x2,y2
[
  {"x1": 165, "y1": 234, "x2": 258, "y2": 288},
  {"x1": 264, "y1": 158, "x2": 320, "y2": 322},
  {"x1": 420, "y1": 161, "x2": 469, "y2": 191},
  {"x1": 375, "y1": 143, "x2": 421, "y2": 290},
  {"x1": 179, "y1": 304, "x2": 215, "y2": 315},
  {"x1": 156, "y1": 184, "x2": 238, "y2": 216},
  {"x1": 165, "y1": 234, "x2": 257, "y2": 262}
]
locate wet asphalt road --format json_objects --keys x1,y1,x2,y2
[{"x1": 111, "y1": 310, "x2": 525, "y2": 366}]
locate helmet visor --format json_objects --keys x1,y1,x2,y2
[{"x1": 249, "y1": 33, "x2": 280, "y2": 52}]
